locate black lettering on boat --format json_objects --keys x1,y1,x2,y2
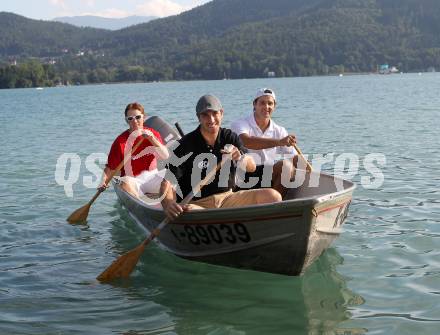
[
  {"x1": 184, "y1": 225, "x2": 201, "y2": 245},
  {"x1": 195, "y1": 225, "x2": 210, "y2": 244},
  {"x1": 219, "y1": 224, "x2": 237, "y2": 244},
  {"x1": 208, "y1": 225, "x2": 223, "y2": 244},
  {"x1": 234, "y1": 223, "x2": 251, "y2": 242},
  {"x1": 171, "y1": 223, "x2": 252, "y2": 245},
  {"x1": 170, "y1": 228, "x2": 182, "y2": 242}
]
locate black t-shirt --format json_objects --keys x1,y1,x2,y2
[{"x1": 168, "y1": 126, "x2": 247, "y2": 201}]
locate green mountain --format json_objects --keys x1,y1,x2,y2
[
  {"x1": 1, "y1": 0, "x2": 440, "y2": 88},
  {"x1": 0, "y1": 12, "x2": 107, "y2": 58}
]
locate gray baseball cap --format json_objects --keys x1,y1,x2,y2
[{"x1": 196, "y1": 94, "x2": 223, "y2": 116}]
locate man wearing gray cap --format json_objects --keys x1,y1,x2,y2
[
  {"x1": 161, "y1": 94, "x2": 282, "y2": 219},
  {"x1": 231, "y1": 88, "x2": 298, "y2": 195}
]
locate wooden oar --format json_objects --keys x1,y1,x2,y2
[
  {"x1": 67, "y1": 137, "x2": 145, "y2": 224},
  {"x1": 293, "y1": 143, "x2": 313, "y2": 172},
  {"x1": 97, "y1": 156, "x2": 229, "y2": 282}
]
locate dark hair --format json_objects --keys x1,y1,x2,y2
[{"x1": 124, "y1": 102, "x2": 145, "y2": 116}]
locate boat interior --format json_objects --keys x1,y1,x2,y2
[{"x1": 283, "y1": 171, "x2": 354, "y2": 200}]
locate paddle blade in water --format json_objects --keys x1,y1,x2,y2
[
  {"x1": 97, "y1": 243, "x2": 146, "y2": 282},
  {"x1": 67, "y1": 203, "x2": 91, "y2": 224},
  {"x1": 67, "y1": 190, "x2": 102, "y2": 224}
]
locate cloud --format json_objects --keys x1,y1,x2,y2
[{"x1": 136, "y1": 0, "x2": 189, "y2": 18}]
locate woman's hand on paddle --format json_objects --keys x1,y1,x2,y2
[
  {"x1": 97, "y1": 167, "x2": 114, "y2": 192},
  {"x1": 279, "y1": 134, "x2": 296, "y2": 147},
  {"x1": 142, "y1": 129, "x2": 156, "y2": 141},
  {"x1": 142, "y1": 129, "x2": 169, "y2": 160},
  {"x1": 142, "y1": 129, "x2": 162, "y2": 147},
  {"x1": 97, "y1": 182, "x2": 109, "y2": 192}
]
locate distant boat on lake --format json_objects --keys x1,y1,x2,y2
[{"x1": 378, "y1": 64, "x2": 399, "y2": 74}]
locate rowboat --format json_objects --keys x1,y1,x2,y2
[{"x1": 112, "y1": 116, "x2": 355, "y2": 276}]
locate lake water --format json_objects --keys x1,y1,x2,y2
[{"x1": 0, "y1": 74, "x2": 439, "y2": 334}]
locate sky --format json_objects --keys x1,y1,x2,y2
[{"x1": 0, "y1": 0, "x2": 211, "y2": 20}]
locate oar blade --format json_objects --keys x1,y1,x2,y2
[
  {"x1": 95, "y1": 159, "x2": 224, "y2": 281},
  {"x1": 67, "y1": 203, "x2": 91, "y2": 224},
  {"x1": 97, "y1": 243, "x2": 146, "y2": 282}
]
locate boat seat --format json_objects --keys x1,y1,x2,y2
[{"x1": 114, "y1": 177, "x2": 163, "y2": 208}]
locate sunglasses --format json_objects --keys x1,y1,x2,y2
[
  {"x1": 125, "y1": 114, "x2": 143, "y2": 122},
  {"x1": 263, "y1": 89, "x2": 273, "y2": 94}
]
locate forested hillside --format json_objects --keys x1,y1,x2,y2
[
  {"x1": 1, "y1": 0, "x2": 440, "y2": 88},
  {"x1": 0, "y1": 12, "x2": 107, "y2": 58}
]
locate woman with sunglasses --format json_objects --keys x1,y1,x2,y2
[{"x1": 98, "y1": 102, "x2": 169, "y2": 198}]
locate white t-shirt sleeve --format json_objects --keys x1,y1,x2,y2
[{"x1": 231, "y1": 118, "x2": 250, "y2": 136}]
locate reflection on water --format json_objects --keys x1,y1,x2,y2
[
  {"x1": 104, "y1": 204, "x2": 365, "y2": 334},
  {"x1": 301, "y1": 249, "x2": 366, "y2": 335}
]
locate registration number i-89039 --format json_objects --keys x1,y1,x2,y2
[{"x1": 170, "y1": 223, "x2": 251, "y2": 246}]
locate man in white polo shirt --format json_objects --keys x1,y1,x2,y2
[{"x1": 231, "y1": 88, "x2": 297, "y2": 195}]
